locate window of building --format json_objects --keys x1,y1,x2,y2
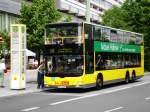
[
  {"x1": 8, "y1": 15, "x2": 18, "y2": 31},
  {"x1": 0, "y1": 13, "x2": 6, "y2": 31},
  {"x1": 103, "y1": 1, "x2": 113, "y2": 9},
  {"x1": 0, "y1": 14, "x2": 2, "y2": 31},
  {"x1": 78, "y1": 0, "x2": 85, "y2": 4}
]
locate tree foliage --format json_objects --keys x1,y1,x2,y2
[
  {"x1": 102, "y1": 0, "x2": 150, "y2": 71},
  {"x1": 0, "y1": 31, "x2": 10, "y2": 59},
  {"x1": 20, "y1": 0, "x2": 60, "y2": 50},
  {"x1": 102, "y1": 6, "x2": 127, "y2": 29}
]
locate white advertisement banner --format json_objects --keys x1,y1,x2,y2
[
  {"x1": 11, "y1": 51, "x2": 20, "y2": 74},
  {"x1": 11, "y1": 32, "x2": 20, "y2": 51}
]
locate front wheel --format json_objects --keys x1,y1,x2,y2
[{"x1": 96, "y1": 77, "x2": 103, "y2": 90}]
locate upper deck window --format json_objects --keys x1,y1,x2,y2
[
  {"x1": 135, "y1": 34, "x2": 143, "y2": 45},
  {"x1": 93, "y1": 25, "x2": 143, "y2": 45},
  {"x1": 45, "y1": 23, "x2": 82, "y2": 45},
  {"x1": 101, "y1": 27, "x2": 110, "y2": 42}
]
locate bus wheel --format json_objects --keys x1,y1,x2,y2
[
  {"x1": 125, "y1": 73, "x2": 130, "y2": 84},
  {"x1": 96, "y1": 76, "x2": 103, "y2": 90},
  {"x1": 131, "y1": 71, "x2": 136, "y2": 82}
]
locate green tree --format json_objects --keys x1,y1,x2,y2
[
  {"x1": 0, "y1": 31, "x2": 10, "y2": 51},
  {"x1": 102, "y1": 6, "x2": 127, "y2": 29},
  {"x1": 0, "y1": 31, "x2": 10, "y2": 68},
  {"x1": 58, "y1": 12, "x2": 73, "y2": 22},
  {"x1": 0, "y1": 31, "x2": 10, "y2": 58},
  {"x1": 20, "y1": 0, "x2": 60, "y2": 63},
  {"x1": 102, "y1": 0, "x2": 150, "y2": 71}
]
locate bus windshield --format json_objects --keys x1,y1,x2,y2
[
  {"x1": 46, "y1": 55, "x2": 83, "y2": 77},
  {"x1": 45, "y1": 23, "x2": 82, "y2": 44}
]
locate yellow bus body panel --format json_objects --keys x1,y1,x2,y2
[{"x1": 44, "y1": 46, "x2": 144, "y2": 88}]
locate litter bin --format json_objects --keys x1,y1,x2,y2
[{"x1": 0, "y1": 69, "x2": 4, "y2": 87}]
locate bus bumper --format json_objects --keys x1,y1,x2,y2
[
  {"x1": 44, "y1": 83, "x2": 96, "y2": 89},
  {"x1": 44, "y1": 85, "x2": 85, "y2": 89}
]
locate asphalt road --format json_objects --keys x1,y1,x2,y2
[{"x1": 1, "y1": 75, "x2": 150, "y2": 112}]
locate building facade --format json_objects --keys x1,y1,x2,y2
[
  {"x1": 0, "y1": 0, "x2": 21, "y2": 31},
  {"x1": 56, "y1": 0, "x2": 125, "y2": 23},
  {"x1": 0, "y1": 0, "x2": 124, "y2": 32}
]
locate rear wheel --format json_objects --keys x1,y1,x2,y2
[
  {"x1": 125, "y1": 74, "x2": 130, "y2": 84},
  {"x1": 96, "y1": 76, "x2": 103, "y2": 90},
  {"x1": 131, "y1": 71, "x2": 136, "y2": 82}
]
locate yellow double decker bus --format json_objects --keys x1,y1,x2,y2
[{"x1": 44, "y1": 22, "x2": 144, "y2": 89}]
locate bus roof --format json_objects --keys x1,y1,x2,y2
[
  {"x1": 84, "y1": 22, "x2": 142, "y2": 36},
  {"x1": 46, "y1": 22, "x2": 81, "y2": 27},
  {"x1": 46, "y1": 22, "x2": 142, "y2": 36}
]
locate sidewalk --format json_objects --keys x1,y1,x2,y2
[
  {"x1": 0, "y1": 82, "x2": 42, "y2": 98},
  {"x1": 0, "y1": 70, "x2": 45, "y2": 98}
]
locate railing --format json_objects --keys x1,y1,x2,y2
[{"x1": 45, "y1": 36, "x2": 83, "y2": 45}]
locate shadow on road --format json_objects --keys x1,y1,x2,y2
[{"x1": 42, "y1": 80, "x2": 141, "y2": 94}]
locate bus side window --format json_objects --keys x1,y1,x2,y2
[
  {"x1": 136, "y1": 54, "x2": 141, "y2": 67},
  {"x1": 124, "y1": 32, "x2": 129, "y2": 44},
  {"x1": 117, "y1": 31, "x2": 124, "y2": 43},
  {"x1": 129, "y1": 34, "x2": 136, "y2": 45},
  {"x1": 94, "y1": 26, "x2": 101, "y2": 41},
  {"x1": 85, "y1": 53, "x2": 94, "y2": 74},
  {"x1": 110, "y1": 30, "x2": 118, "y2": 43},
  {"x1": 96, "y1": 53, "x2": 105, "y2": 70},
  {"x1": 124, "y1": 55, "x2": 130, "y2": 68},
  {"x1": 136, "y1": 34, "x2": 143, "y2": 45},
  {"x1": 138, "y1": 54, "x2": 141, "y2": 67},
  {"x1": 101, "y1": 28, "x2": 110, "y2": 42}
]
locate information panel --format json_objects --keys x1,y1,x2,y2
[{"x1": 10, "y1": 24, "x2": 26, "y2": 89}]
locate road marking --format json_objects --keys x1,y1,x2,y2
[
  {"x1": 50, "y1": 81, "x2": 150, "y2": 106},
  {"x1": 21, "y1": 107, "x2": 40, "y2": 112},
  {"x1": 145, "y1": 97, "x2": 150, "y2": 100},
  {"x1": 104, "y1": 81, "x2": 150, "y2": 94},
  {"x1": 50, "y1": 93, "x2": 100, "y2": 105},
  {"x1": 132, "y1": 82, "x2": 150, "y2": 87},
  {"x1": 104, "y1": 107, "x2": 123, "y2": 112}
]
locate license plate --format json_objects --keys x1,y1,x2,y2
[
  {"x1": 61, "y1": 81, "x2": 69, "y2": 86},
  {"x1": 55, "y1": 81, "x2": 69, "y2": 86}
]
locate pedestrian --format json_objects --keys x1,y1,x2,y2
[{"x1": 37, "y1": 61, "x2": 45, "y2": 89}]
